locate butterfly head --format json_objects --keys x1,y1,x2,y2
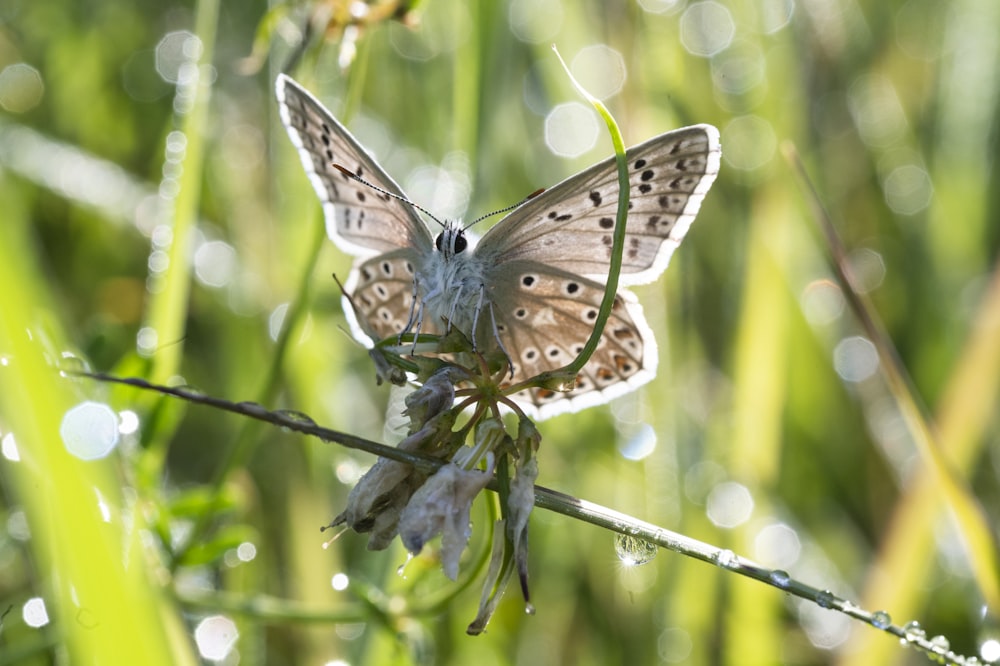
[{"x1": 434, "y1": 223, "x2": 468, "y2": 259}]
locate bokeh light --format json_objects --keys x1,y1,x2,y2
[
  {"x1": 194, "y1": 615, "x2": 238, "y2": 661},
  {"x1": 509, "y1": 0, "x2": 564, "y2": 43},
  {"x1": 846, "y1": 248, "x2": 887, "y2": 293},
  {"x1": 0, "y1": 63, "x2": 44, "y2": 113},
  {"x1": 118, "y1": 410, "x2": 140, "y2": 435},
  {"x1": 6, "y1": 510, "x2": 30, "y2": 541},
  {"x1": 544, "y1": 102, "x2": 599, "y2": 157},
  {"x1": 801, "y1": 280, "x2": 846, "y2": 326},
  {"x1": 22, "y1": 597, "x2": 49, "y2": 628},
  {"x1": 60, "y1": 401, "x2": 120, "y2": 460},
  {"x1": 155, "y1": 31, "x2": 202, "y2": 84},
  {"x1": 331, "y1": 573, "x2": 350, "y2": 591},
  {"x1": 194, "y1": 240, "x2": 238, "y2": 288},
  {"x1": 981, "y1": 638, "x2": 1000, "y2": 663},
  {"x1": 680, "y1": 2, "x2": 736, "y2": 57},
  {"x1": 833, "y1": 336, "x2": 880, "y2": 383},
  {"x1": 389, "y1": 5, "x2": 468, "y2": 60},
  {"x1": 882, "y1": 164, "x2": 934, "y2": 215},
  {"x1": 756, "y1": 0, "x2": 795, "y2": 34},
  {"x1": 638, "y1": 0, "x2": 683, "y2": 15},
  {"x1": 706, "y1": 482, "x2": 754, "y2": 528},
  {"x1": 754, "y1": 522, "x2": 802, "y2": 569},
  {"x1": 721, "y1": 115, "x2": 776, "y2": 171},
  {"x1": 570, "y1": 44, "x2": 627, "y2": 100},
  {"x1": 617, "y1": 423, "x2": 657, "y2": 460},
  {"x1": 236, "y1": 542, "x2": 257, "y2": 562},
  {"x1": 658, "y1": 627, "x2": 694, "y2": 662},
  {"x1": 711, "y1": 42, "x2": 766, "y2": 96},
  {"x1": 848, "y1": 74, "x2": 907, "y2": 148},
  {"x1": 1, "y1": 432, "x2": 20, "y2": 461},
  {"x1": 799, "y1": 601, "x2": 852, "y2": 650}
]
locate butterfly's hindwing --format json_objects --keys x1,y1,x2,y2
[
  {"x1": 344, "y1": 251, "x2": 433, "y2": 343},
  {"x1": 275, "y1": 75, "x2": 433, "y2": 258},
  {"x1": 477, "y1": 125, "x2": 720, "y2": 286},
  {"x1": 488, "y1": 261, "x2": 656, "y2": 418}
]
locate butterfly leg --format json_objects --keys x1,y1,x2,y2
[
  {"x1": 470, "y1": 284, "x2": 487, "y2": 353},
  {"x1": 488, "y1": 301, "x2": 515, "y2": 379},
  {"x1": 445, "y1": 282, "x2": 466, "y2": 333},
  {"x1": 399, "y1": 277, "x2": 421, "y2": 345},
  {"x1": 410, "y1": 298, "x2": 426, "y2": 353}
]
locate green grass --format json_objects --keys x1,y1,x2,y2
[{"x1": 1, "y1": 0, "x2": 998, "y2": 664}]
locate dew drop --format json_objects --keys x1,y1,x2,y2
[
  {"x1": 713, "y1": 549, "x2": 738, "y2": 569},
  {"x1": 769, "y1": 569, "x2": 790, "y2": 588},
  {"x1": 928, "y1": 634, "x2": 950, "y2": 652},
  {"x1": 274, "y1": 409, "x2": 317, "y2": 427},
  {"x1": 397, "y1": 553, "x2": 414, "y2": 578},
  {"x1": 175, "y1": 384, "x2": 206, "y2": 398},
  {"x1": 902, "y1": 620, "x2": 926, "y2": 643},
  {"x1": 57, "y1": 352, "x2": 90, "y2": 375},
  {"x1": 614, "y1": 533, "x2": 658, "y2": 566},
  {"x1": 871, "y1": 610, "x2": 892, "y2": 629},
  {"x1": 816, "y1": 589, "x2": 835, "y2": 609},
  {"x1": 525, "y1": 603, "x2": 536, "y2": 616}
]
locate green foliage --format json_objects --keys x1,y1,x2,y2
[{"x1": 1, "y1": 0, "x2": 998, "y2": 664}]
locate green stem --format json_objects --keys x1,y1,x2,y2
[{"x1": 533, "y1": 46, "x2": 630, "y2": 387}]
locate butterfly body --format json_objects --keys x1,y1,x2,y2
[
  {"x1": 413, "y1": 224, "x2": 493, "y2": 345},
  {"x1": 276, "y1": 74, "x2": 720, "y2": 419}
]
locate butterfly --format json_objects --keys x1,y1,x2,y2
[{"x1": 275, "y1": 74, "x2": 720, "y2": 420}]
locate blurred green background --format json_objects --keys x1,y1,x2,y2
[{"x1": 1, "y1": 0, "x2": 998, "y2": 664}]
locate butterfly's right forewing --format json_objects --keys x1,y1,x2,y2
[
  {"x1": 275, "y1": 74, "x2": 433, "y2": 258},
  {"x1": 478, "y1": 125, "x2": 720, "y2": 286}
]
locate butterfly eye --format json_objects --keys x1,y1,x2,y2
[{"x1": 436, "y1": 230, "x2": 468, "y2": 254}]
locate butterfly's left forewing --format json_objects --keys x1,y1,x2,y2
[
  {"x1": 276, "y1": 74, "x2": 434, "y2": 259},
  {"x1": 477, "y1": 125, "x2": 720, "y2": 286}
]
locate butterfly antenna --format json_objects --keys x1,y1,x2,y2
[
  {"x1": 463, "y1": 188, "x2": 545, "y2": 231},
  {"x1": 332, "y1": 163, "x2": 446, "y2": 228}
]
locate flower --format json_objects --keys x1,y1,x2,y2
[
  {"x1": 398, "y1": 460, "x2": 494, "y2": 580},
  {"x1": 326, "y1": 368, "x2": 461, "y2": 549}
]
